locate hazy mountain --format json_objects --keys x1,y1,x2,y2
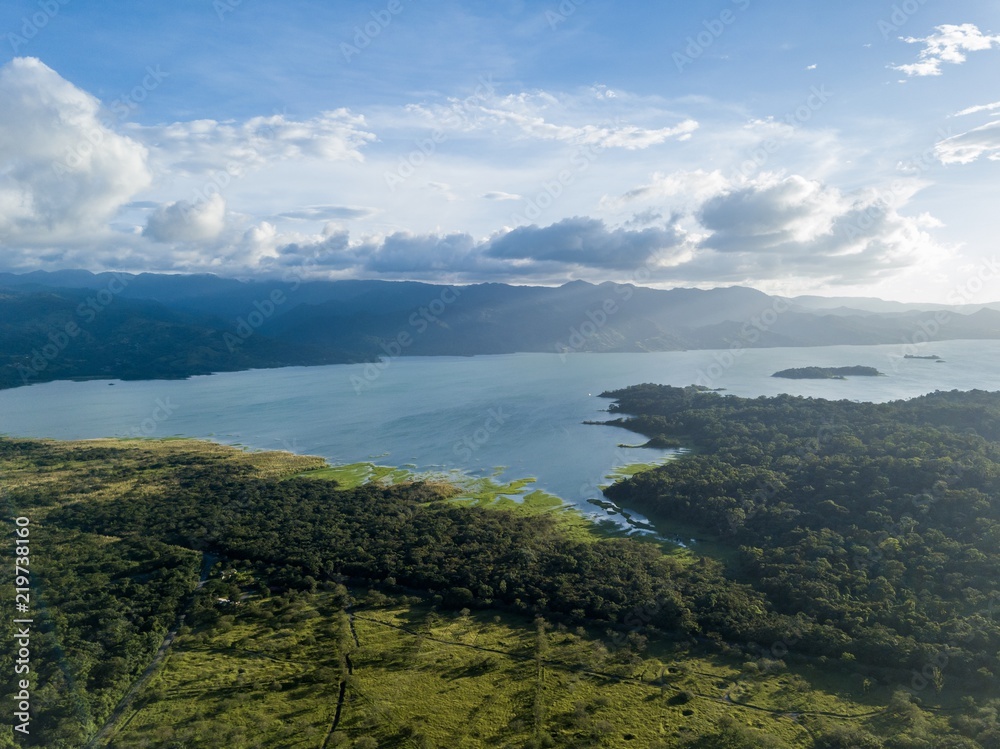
[
  {"x1": 787, "y1": 294, "x2": 1000, "y2": 316},
  {"x1": 0, "y1": 286, "x2": 366, "y2": 390},
  {"x1": 3, "y1": 271, "x2": 999, "y2": 389}
]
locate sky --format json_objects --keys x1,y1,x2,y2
[{"x1": 0, "y1": 0, "x2": 999, "y2": 302}]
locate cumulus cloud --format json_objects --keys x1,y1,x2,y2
[
  {"x1": 0, "y1": 57, "x2": 151, "y2": 245},
  {"x1": 275, "y1": 225, "x2": 354, "y2": 269},
  {"x1": 698, "y1": 176, "x2": 844, "y2": 253},
  {"x1": 485, "y1": 216, "x2": 684, "y2": 270},
  {"x1": 685, "y1": 174, "x2": 939, "y2": 283},
  {"x1": 143, "y1": 194, "x2": 227, "y2": 243},
  {"x1": 262, "y1": 217, "x2": 686, "y2": 278},
  {"x1": 893, "y1": 24, "x2": 1000, "y2": 77},
  {"x1": 178, "y1": 168, "x2": 945, "y2": 288},
  {"x1": 935, "y1": 120, "x2": 1000, "y2": 164},
  {"x1": 360, "y1": 231, "x2": 480, "y2": 273},
  {"x1": 0, "y1": 58, "x2": 949, "y2": 294}
]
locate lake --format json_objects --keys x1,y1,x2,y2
[{"x1": 1, "y1": 339, "x2": 997, "y2": 528}]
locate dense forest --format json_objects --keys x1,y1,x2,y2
[
  {"x1": 604, "y1": 386, "x2": 1000, "y2": 680},
  {"x1": 2, "y1": 386, "x2": 1000, "y2": 746},
  {"x1": 0, "y1": 287, "x2": 363, "y2": 389}
]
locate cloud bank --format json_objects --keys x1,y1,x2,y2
[{"x1": 0, "y1": 57, "x2": 949, "y2": 295}]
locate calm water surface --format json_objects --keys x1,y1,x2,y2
[{"x1": 1, "y1": 340, "x2": 997, "y2": 526}]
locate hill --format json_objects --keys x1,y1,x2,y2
[{"x1": 3, "y1": 270, "x2": 1000, "y2": 389}]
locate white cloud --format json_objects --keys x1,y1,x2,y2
[
  {"x1": 0, "y1": 59, "x2": 952, "y2": 295},
  {"x1": 407, "y1": 88, "x2": 698, "y2": 149},
  {"x1": 893, "y1": 24, "x2": 1000, "y2": 77},
  {"x1": 360, "y1": 231, "x2": 481, "y2": 274},
  {"x1": 935, "y1": 120, "x2": 1000, "y2": 164},
  {"x1": 685, "y1": 174, "x2": 940, "y2": 284},
  {"x1": 616, "y1": 169, "x2": 731, "y2": 206},
  {"x1": 698, "y1": 175, "x2": 846, "y2": 253},
  {"x1": 954, "y1": 100, "x2": 1000, "y2": 117},
  {"x1": 274, "y1": 224, "x2": 355, "y2": 270},
  {"x1": 485, "y1": 216, "x2": 685, "y2": 270},
  {"x1": 262, "y1": 217, "x2": 686, "y2": 279},
  {"x1": 133, "y1": 109, "x2": 376, "y2": 177},
  {"x1": 479, "y1": 104, "x2": 699, "y2": 149},
  {"x1": 144, "y1": 194, "x2": 227, "y2": 243},
  {"x1": 0, "y1": 57, "x2": 151, "y2": 246},
  {"x1": 243, "y1": 171, "x2": 940, "y2": 289}
]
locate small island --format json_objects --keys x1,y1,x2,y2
[{"x1": 772, "y1": 365, "x2": 885, "y2": 379}]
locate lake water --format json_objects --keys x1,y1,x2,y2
[{"x1": 1, "y1": 339, "x2": 997, "y2": 528}]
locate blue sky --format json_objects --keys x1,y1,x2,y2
[{"x1": 1, "y1": 0, "x2": 999, "y2": 301}]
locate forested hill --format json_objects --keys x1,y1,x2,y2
[
  {"x1": 602, "y1": 385, "x2": 1000, "y2": 682},
  {"x1": 4, "y1": 271, "x2": 1000, "y2": 390},
  {"x1": 0, "y1": 287, "x2": 368, "y2": 389}
]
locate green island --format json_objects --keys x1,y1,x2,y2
[
  {"x1": 3, "y1": 385, "x2": 1000, "y2": 747},
  {"x1": 772, "y1": 366, "x2": 885, "y2": 380}
]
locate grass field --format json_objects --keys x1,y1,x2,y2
[{"x1": 100, "y1": 582, "x2": 947, "y2": 748}]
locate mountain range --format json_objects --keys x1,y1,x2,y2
[{"x1": 2, "y1": 270, "x2": 999, "y2": 389}]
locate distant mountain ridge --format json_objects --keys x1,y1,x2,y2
[
  {"x1": 2, "y1": 270, "x2": 999, "y2": 389},
  {"x1": 785, "y1": 294, "x2": 1000, "y2": 316}
]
